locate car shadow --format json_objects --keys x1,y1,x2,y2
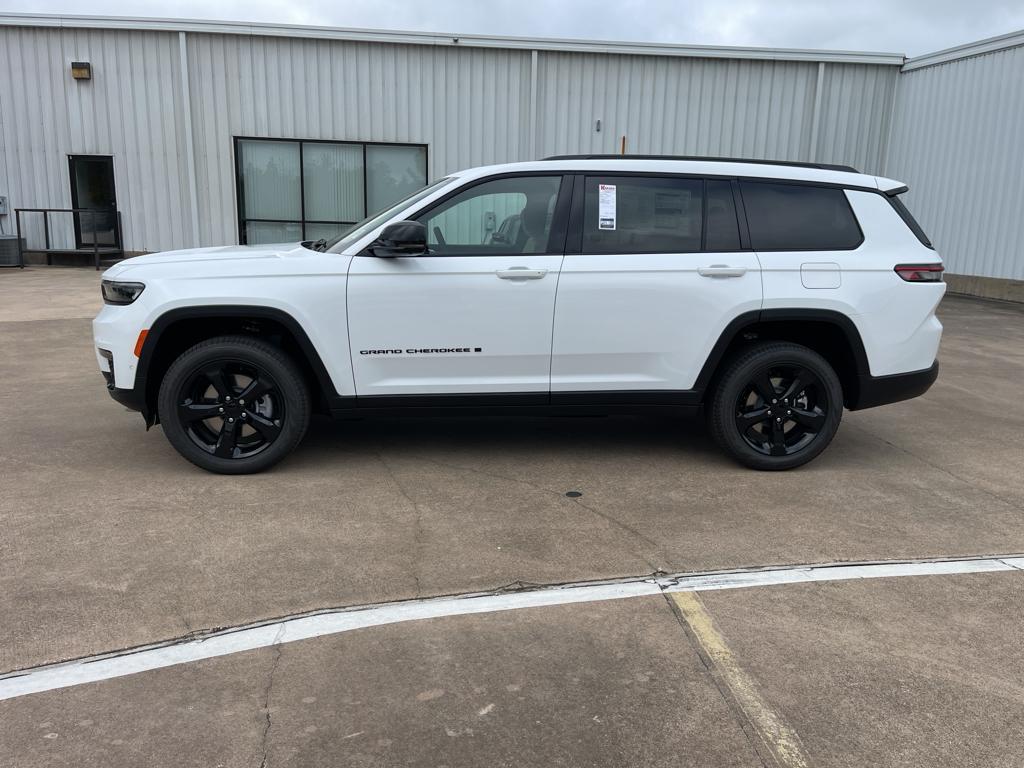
[{"x1": 293, "y1": 409, "x2": 721, "y2": 464}]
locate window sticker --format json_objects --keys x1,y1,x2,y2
[{"x1": 598, "y1": 184, "x2": 616, "y2": 230}]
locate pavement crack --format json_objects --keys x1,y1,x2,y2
[
  {"x1": 257, "y1": 627, "x2": 285, "y2": 768},
  {"x1": 374, "y1": 448, "x2": 426, "y2": 598}
]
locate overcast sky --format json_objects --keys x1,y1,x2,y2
[{"x1": 4, "y1": 0, "x2": 1023, "y2": 57}]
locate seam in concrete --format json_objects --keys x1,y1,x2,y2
[
  {"x1": 669, "y1": 591, "x2": 811, "y2": 768},
  {"x1": 666, "y1": 592, "x2": 777, "y2": 768},
  {"x1": 1, "y1": 553, "x2": 1022, "y2": 702}
]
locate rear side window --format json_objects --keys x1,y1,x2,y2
[
  {"x1": 583, "y1": 177, "x2": 702, "y2": 254},
  {"x1": 739, "y1": 181, "x2": 862, "y2": 251}
]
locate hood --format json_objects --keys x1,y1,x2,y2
[{"x1": 103, "y1": 242, "x2": 306, "y2": 278}]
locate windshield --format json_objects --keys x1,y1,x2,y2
[{"x1": 325, "y1": 177, "x2": 457, "y2": 253}]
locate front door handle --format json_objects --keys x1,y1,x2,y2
[
  {"x1": 698, "y1": 265, "x2": 747, "y2": 278},
  {"x1": 496, "y1": 267, "x2": 548, "y2": 280}
]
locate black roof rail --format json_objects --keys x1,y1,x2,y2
[{"x1": 541, "y1": 154, "x2": 860, "y2": 174}]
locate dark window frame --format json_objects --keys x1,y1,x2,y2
[{"x1": 233, "y1": 136, "x2": 429, "y2": 245}]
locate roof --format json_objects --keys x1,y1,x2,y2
[
  {"x1": 902, "y1": 28, "x2": 1024, "y2": 71},
  {"x1": 0, "y1": 12, "x2": 907, "y2": 66}
]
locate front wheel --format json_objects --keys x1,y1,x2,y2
[
  {"x1": 709, "y1": 342, "x2": 843, "y2": 470},
  {"x1": 157, "y1": 336, "x2": 310, "y2": 474}
]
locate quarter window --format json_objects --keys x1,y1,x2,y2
[
  {"x1": 739, "y1": 181, "x2": 862, "y2": 251},
  {"x1": 583, "y1": 177, "x2": 703, "y2": 254},
  {"x1": 235, "y1": 139, "x2": 427, "y2": 245},
  {"x1": 416, "y1": 176, "x2": 563, "y2": 255}
]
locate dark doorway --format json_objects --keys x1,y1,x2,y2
[{"x1": 69, "y1": 155, "x2": 117, "y2": 248}]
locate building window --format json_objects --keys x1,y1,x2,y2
[{"x1": 235, "y1": 138, "x2": 427, "y2": 245}]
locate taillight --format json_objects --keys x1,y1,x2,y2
[{"x1": 895, "y1": 263, "x2": 944, "y2": 282}]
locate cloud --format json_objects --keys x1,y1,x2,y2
[{"x1": 5, "y1": 0, "x2": 1024, "y2": 56}]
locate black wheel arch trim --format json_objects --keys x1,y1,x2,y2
[
  {"x1": 133, "y1": 305, "x2": 341, "y2": 425},
  {"x1": 692, "y1": 308, "x2": 871, "y2": 401}
]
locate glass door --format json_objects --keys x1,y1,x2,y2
[{"x1": 69, "y1": 155, "x2": 117, "y2": 248}]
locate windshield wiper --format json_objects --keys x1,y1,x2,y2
[{"x1": 303, "y1": 238, "x2": 328, "y2": 252}]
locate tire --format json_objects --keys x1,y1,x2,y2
[
  {"x1": 709, "y1": 342, "x2": 843, "y2": 471},
  {"x1": 157, "y1": 335, "x2": 310, "y2": 474}
]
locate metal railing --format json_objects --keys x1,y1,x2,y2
[{"x1": 14, "y1": 208, "x2": 124, "y2": 270}]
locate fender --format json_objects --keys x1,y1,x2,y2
[
  {"x1": 692, "y1": 308, "x2": 871, "y2": 397},
  {"x1": 132, "y1": 305, "x2": 342, "y2": 424}
]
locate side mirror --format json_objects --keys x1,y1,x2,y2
[{"x1": 368, "y1": 220, "x2": 427, "y2": 257}]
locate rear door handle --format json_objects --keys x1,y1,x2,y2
[
  {"x1": 698, "y1": 265, "x2": 747, "y2": 278},
  {"x1": 496, "y1": 267, "x2": 548, "y2": 280}
]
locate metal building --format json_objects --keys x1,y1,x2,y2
[
  {"x1": 886, "y1": 30, "x2": 1024, "y2": 298},
  {"x1": 0, "y1": 14, "x2": 1020, "y2": 299}
]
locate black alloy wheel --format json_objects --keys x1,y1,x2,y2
[
  {"x1": 709, "y1": 342, "x2": 843, "y2": 470},
  {"x1": 178, "y1": 361, "x2": 284, "y2": 459},
  {"x1": 734, "y1": 364, "x2": 828, "y2": 457},
  {"x1": 158, "y1": 336, "x2": 310, "y2": 474}
]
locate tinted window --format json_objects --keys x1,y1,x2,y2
[
  {"x1": 416, "y1": 176, "x2": 562, "y2": 255},
  {"x1": 740, "y1": 181, "x2": 862, "y2": 251},
  {"x1": 705, "y1": 180, "x2": 741, "y2": 251},
  {"x1": 889, "y1": 196, "x2": 933, "y2": 249},
  {"x1": 584, "y1": 177, "x2": 702, "y2": 254}
]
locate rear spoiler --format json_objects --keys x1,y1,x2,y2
[{"x1": 875, "y1": 176, "x2": 909, "y2": 196}]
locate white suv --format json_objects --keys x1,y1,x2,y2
[{"x1": 93, "y1": 156, "x2": 944, "y2": 473}]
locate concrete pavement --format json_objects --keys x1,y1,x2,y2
[{"x1": 1, "y1": 266, "x2": 1022, "y2": 766}]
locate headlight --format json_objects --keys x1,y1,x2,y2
[{"x1": 101, "y1": 280, "x2": 145, "y2": 305}]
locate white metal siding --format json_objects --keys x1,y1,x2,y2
[
  {"x1": 886, "y1": 44, "x2": 1024, "y2": 280},
  {"x1": 814, "y1": 63, "x2": 898, "y2": 174},
  {"x1": 186, "y1": 34, "x2": 533, "y2": 246},
  {"x1": 0, "y1": 26, "x2": 195, "y2": 252},
  {"x1": 1, "y1": 23, "x2": 900, "y2": 254},
  {"x1": 535, "y1": 53, "x2": 820, "y2": 161}
]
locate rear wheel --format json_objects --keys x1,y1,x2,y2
[
  {"x1": 709, "y1": 342, "x2": 843, "y2": 470},
  {"x1": 157, "y1": 336, "x2": 310, "y2": 474}
]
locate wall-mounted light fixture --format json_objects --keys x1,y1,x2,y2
[{"x1": 70, "y1": 61, "x2": 92, "y2": 80}]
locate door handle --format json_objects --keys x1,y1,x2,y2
[
  {"x1": 496, "y1": 267, "x2": 548, "y2": 280},
  {"x1": 698, "y1": 265, "x2": 747, "y2": 278}
]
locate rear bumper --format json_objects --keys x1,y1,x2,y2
[{"x1": 849, "y1": 361, "x2": 939, "y2": 410}]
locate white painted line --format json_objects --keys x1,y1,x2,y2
[{"x1": 1, "y1": 554, "x2": 1021, "y2": 702}]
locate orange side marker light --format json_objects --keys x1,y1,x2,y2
[{"x1": 134, "y1": 329, "x2": 149, "y2": 357}]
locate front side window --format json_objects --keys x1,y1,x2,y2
[
  {"x1": 416, "y1": 175, "x2": 563, "y2": 255},
  {"x1": 236, "y1": 139, "x2": 427, "y2": 245},
  {"x1": 583, "y1": 176, "x2": 703, "y2": 254},
  {"x1": 739, "y1": 181, "x2": 862, "y2": 251}
]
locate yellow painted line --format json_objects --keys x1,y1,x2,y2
[{"x1": 670, "y1": 591, "x2": 810, "y2": 768}]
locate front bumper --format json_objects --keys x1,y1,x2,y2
[
  {"x1": 106, "y1": 382, "x2": 147, "y2": 413},
  {"x1": 849, "y1": 361, "x2": 939, "y2": 410}
]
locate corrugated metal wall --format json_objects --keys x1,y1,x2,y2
[
  {"x1": 885, "y1": 44, "x2": 1024, "y2": 280},
  {"x1": 185, "y1": 34, "x2": 533, "y2": 246},
  {"x1": 0, "y1": 26, "x2": 195, "y2": 252},
  {"x1": 0, "y1": 24, "x2": 900, "y2": 254}
]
